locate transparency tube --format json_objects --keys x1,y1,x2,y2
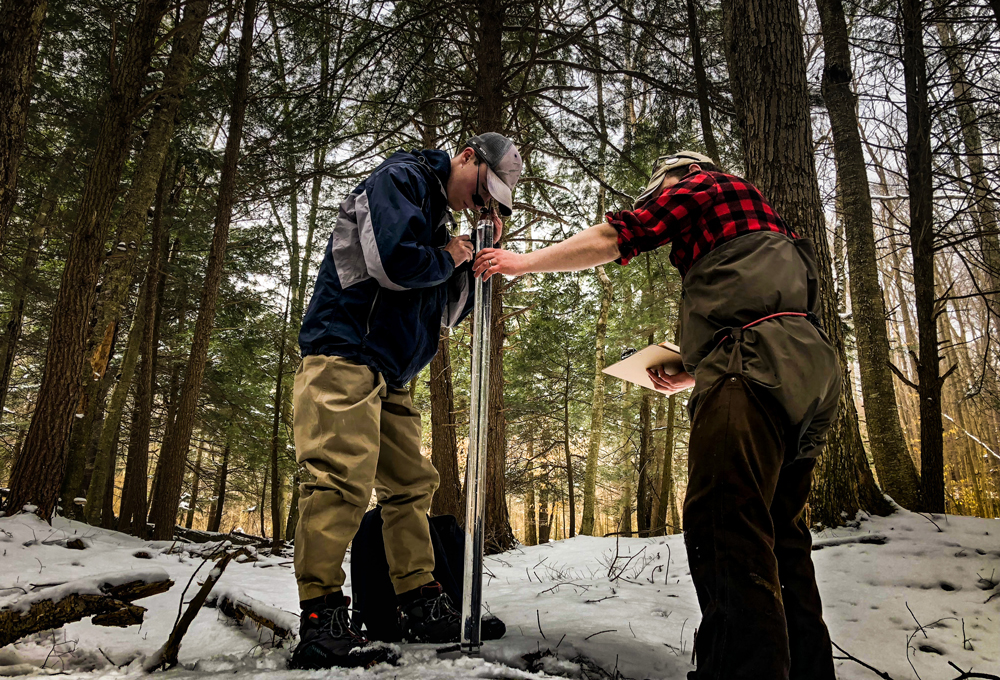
[{"x1": 460, "y1": 212, "x2": 494, "y2": 653}]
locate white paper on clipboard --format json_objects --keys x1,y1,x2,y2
[{"x1": 602, "y1": 341, "x2": 684, "y2": 392}]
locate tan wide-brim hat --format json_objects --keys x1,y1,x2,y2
[{"x1": 633, "y1": 151, "x2": 715, "y2": 209}]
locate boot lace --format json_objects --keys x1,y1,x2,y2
[
  {"x1": 423, "y1": 591, "x2": 460, "y2": 623},
  {"x1": 320, "y1": 605, "x2": 367, "y2": 644}
]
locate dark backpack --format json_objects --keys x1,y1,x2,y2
[{"x1": 350, "y1": 507, "x2": 465, "y2": 642}]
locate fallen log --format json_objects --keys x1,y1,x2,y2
[
  {"x1": 811, "y1": 533, "x2": 889, "y2": 550},
  {"x1": 209, "y1": 589, "x2": 297, "y2": 642},
  {"x1": 0, "y1": 569, "x2": 173, "y2": 646}
]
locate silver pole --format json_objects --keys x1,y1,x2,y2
[{"x1": 461, "y1": 211, "x2": 494, "y2": 654}]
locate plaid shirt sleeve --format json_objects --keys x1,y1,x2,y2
[{"x1": 605, "y1": 172, "x2": 720, "y2": 265}]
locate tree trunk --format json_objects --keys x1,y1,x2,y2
[
  {"x1": 61, "y1": 323, "x2": 118, "y2": 518},
  {"x1": 636, "y1": 336, "x2": 654, "y2": 535},
  {"x1": 429, "y1": 327, "x2": 464, "y2": 522},
  {"x1": 650, "y1": 395, "x2": 666, "y2": 532},
  {"x1": 99, "y1": 427, "x2": 119, "y2": 529},
  {"x1": 284, "y1": 470, "x2": 299, "y2": 540},
  {"x1": 654, "y1": 394, "x2": 677, "y2": 536},
  {"x1": 685, "y1": 0, "x2": 720, "y2": 160},
  {"x1": 902, "y1": 0, "x2": 945, "y2": 512},
  {"x1": 618, "y1": 383, "x2": 634, "y2": 537},
  {"x1": 0, "y1": 0, "x2": 47, "y2": 255},
  {"x1": 563, "y1": 357, "x2": 575, "y2": 538},
  {"x1": 147, "y1": 282, "x2": 187, "y2": 522},
  {"x1": 0, "y1": 149, "x2": 66, "y2": 421},
  {"x1": 84, "y1": 276, "x2": 149, "y2": 524},
  {"x1": 720, "y1": 0, "x2": 891, "y2": 526},
  {"x1": 816, "y1": 0, "x2": 922, "y2": 509},
  {"x1": 475, "y1": 0, "x2": 515, "y2": 554},
  {"x1": 208, "y1": 443, "x2": 230, "y2": 533},
  {"x1": 537, "y1": 469, "x2": 550, "y2": 544},
  {"x1": 185, "y1": 443, "x2": 204, "y2": 529},
  {"x1": 6, "y1": 0, "x2": 170, "y2": 521},
  {"x1": 581, "y1": 19, "x2": 611, "y2": 537},
  {"x1": 581, "y1": 267, "x2": 612, "y2": 535},
  {"x1": 148, "y1": 0, "x2": 257, "y2": 539},
  {"x1": 524, "y1": 438, "x2": 537, "y2": 546},
  {"x1": 259, "y1": 466, "x2": 267, "y2": 539},
  {"x1": 119, "y1": 162, "x2": 175, "y2": 537},
  {"x1": 934, "y1": 13, "x2": 1000, "y2": 328},
  {"x1": 269, "y1": 293, "x2": 289, "y2": 550}
]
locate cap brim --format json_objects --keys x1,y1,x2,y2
[
  {"x1": 633, "y1": 167, "x2": 670, "y2": 210},
  {"x1": 485, "y1": 168, "x2": 513, "y2": 216}
]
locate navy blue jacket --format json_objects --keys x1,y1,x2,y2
[{"x1": 299, "y1": 150, "x2": 476, "y2": 388}]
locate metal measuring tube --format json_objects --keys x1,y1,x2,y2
[{"x1": 460, "y1": 210, "x2": 494, "y2": 654}]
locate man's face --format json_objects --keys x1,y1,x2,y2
[{"x1": 448, "y1": 148, "x2": 492, "y2": 212}]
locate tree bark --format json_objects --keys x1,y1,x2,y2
[
  {"x1": 147, "y1": 282, "x2": 187, "y2": 522},
  {"x1": 537, "y1": 468, "x2": 550, "y2": 543},
  {"x1": 149, "y1": 0, "x2": 257, "y2": 539},
  {"x1": 720, "y1": 0, "x2": 891, "y2": 526},
  {"x1": 207, "y1": 443, "x2": 230, "y2": 533},
  {"x1": 185, "y1": 443, "x2": 205, "y2": 529},
  {"x1": 0, "y1": 149, "x2": 67, "y2": 422},
  {"x1": 636, "y1": 334, "x2": 654, "y2": 535},
  {"x1": 6, "y1": 0, "x2": 170, "y2": 521},
  {"x1": 524, "y1": 437, "x2": 537, "y2": 546},
  {"x1": 119, "y1": 165, "x2": 175, "y2": 537},
  {"x1": 816, "y1": 0, "x2": 922, "y2": 509},
  {"x1": 0, "y1": 574, "x2": 173, "y2": 648},
  {"x1": 84, "y1": 276, "x2": 150, "y2": 524},
  {"x1": 0, "y1": 0, "x2": 48, "y2": 255},
  {"x1": 902, "y1": 0, "x2": 946, "y2": 512},
  {"x1": 563, "y1": 357, "x2": 576, "y2": 538},
  {"x1": 581, "y1": 267, "x2": 612, "y2": 535},
  {"x1": 269, "y1": 293, "x2": 289, "y2": 550},
  {"x1": 475, "y1": 0, "x2": 515, "y2": 554},
  {"x1": 685, "y1": 0, "x2": 720, "y2": 160},
  {"x1": 284, "y1": 470, "x2": 299, "y2": 540},
  {"x1": 934, "y1": 13, "x2": 1000, "y2": 327},
  {"x1": 429, "y1": 327, "x2": 464, "y2": 522},
  {"x1": 654, "y1": 394, "x2": 677, "y2": 536}
]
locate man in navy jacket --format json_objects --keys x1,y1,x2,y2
[{"x1": 291, "y1": 133, "x2": 522, "y2": 670}]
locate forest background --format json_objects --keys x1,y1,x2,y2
[{"x1": 0, "y1": 0, "x2": 998, "y2": 553}]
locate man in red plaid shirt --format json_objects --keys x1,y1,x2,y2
[{"x1": 474, "y1": 152, "x2": 840, "y2": 680}]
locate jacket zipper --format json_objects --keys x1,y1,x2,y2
[{"x1": 365, "y1": 289, "x2": 380, "y2": 336}]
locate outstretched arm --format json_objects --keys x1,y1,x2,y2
[{"x1": 472, "y1": 222, "x2": 620, "y2": 280}]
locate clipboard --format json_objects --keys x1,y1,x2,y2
[{"x1": 602, "y1": 341, "x2": 685, "y2": 392}]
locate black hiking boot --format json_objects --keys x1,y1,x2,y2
[
  {"x1": 290, "y1": 593, "x2": 398, "y2": 670},
  {"x1": 398, "y1": 581, "x2": 507, "y2": 643},
  {"x1": 398, "y1": 581, "x2": 462, "y2": 643}
]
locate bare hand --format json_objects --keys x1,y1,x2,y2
[
  {"x1": 445, "y1": 234, "x2": 474, "y2": 266},
  {"x1": 473, "y1": 247, "x2": 527, "y2": 281},
  {"x1": 646, "y1": 367, "x2": 695, "y2": 395}
]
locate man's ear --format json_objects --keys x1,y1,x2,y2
[
  {"x1": 689, "y1": 163, "x2": 702, "y2": 174},
  {"x1": 463, "y1": 147, "x2": 476, "y2": 164}
]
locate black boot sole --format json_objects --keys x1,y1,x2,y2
[{"x1": 289, "y1": 643, "x2": 399, "y2": 670}]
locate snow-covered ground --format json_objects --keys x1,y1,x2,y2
[{"x1": 0, "y1": 508, "x2": 997, "y2": 679}]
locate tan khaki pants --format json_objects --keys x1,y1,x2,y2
[{"x1": 293, "y1": 355, "x2": 439, "y2": 601}]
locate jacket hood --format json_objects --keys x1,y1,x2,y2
[{"x1": 383, "y1": 149, "x2": 451, "y2": 195}]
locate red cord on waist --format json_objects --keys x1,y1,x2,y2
[
  {"x1": 741, "y1": 312, "x2": 807, "y2": 330},
  {"x1": 715, "y1": 312, "x2": 809, "y2": 349}
]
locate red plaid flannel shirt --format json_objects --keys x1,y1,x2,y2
[{"x1": 606, "y1": 170, "x2": 796, "y2": 276}]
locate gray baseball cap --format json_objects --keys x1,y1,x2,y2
[
  {"x1": 466, "y1": 132, "x2": 523, "y2": 216},
  {"x1": 633, "y1": 150, "x2": 715, "y2": 209}
]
